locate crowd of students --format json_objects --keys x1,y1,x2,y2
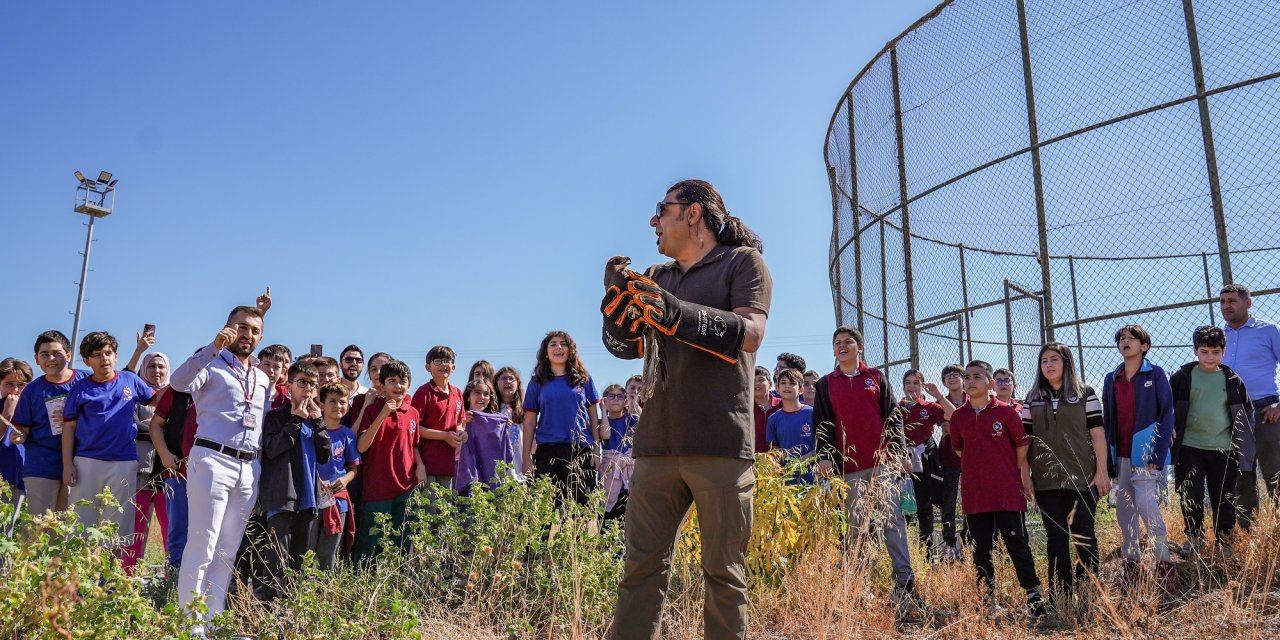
[
  {"x1": 0, "y1": 282, "x2": 1277, "y2": 629},
  {"x1": 747, "y1": 283, "x2": 1278, "y2": 618}
]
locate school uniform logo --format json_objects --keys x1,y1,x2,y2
[
  {"x1": 801, "y1": 423, "x2": 812, "y2": 436},
  {"x1": 992, "y1": 421, "x2": 1004, "y2": 436},
  {"x1": 1067, "y1": 395, "x2": 1079, "y2": 403},
  {"x1": 919, "y1": 409, "x2": 929, "y2": 419},
  {"x1": 123, "y1": 387, "x2": 133, "y2": 400},
  {"x1": 864, "y1": 378, "x2": 876, "y2": 389},
  {"x1": 1144, "y1": 381, "x2": 1153, "y2": 388},
  {"x1": 410, "y1": 420, "x2": 417, "y2": 429}
]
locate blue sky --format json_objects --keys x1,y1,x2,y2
[{"x1": 0, "y1": 1, "x2": 939, "y2": 387}]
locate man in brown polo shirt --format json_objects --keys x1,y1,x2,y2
[{"x1": 601, "y1": 179, "x2": 772, "y2": 640}]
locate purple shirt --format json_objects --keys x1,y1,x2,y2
[{"x1": 454, "y1": 411, "x2": 515, "y2": 495}]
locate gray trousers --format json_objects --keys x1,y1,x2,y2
[
  {"x1": 1238, "y1": 400, "x2": 1280, "y2": 529},
  {"x1": 22, "y1": 476, "x2": 68, "y2": 515},
  {"x1": 68, "y1": 456, "x2": 136, "y2": 539},
  {"x1": 843, "y1": 466, "x2": 914, "y2": 588}
]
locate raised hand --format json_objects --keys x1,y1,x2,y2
[
  {"x1": 213, "y1": 326, "x2": 237, "y2": 350},
  {"x1": 256, "y1": 286, "x2": 273, "y2": 315}
]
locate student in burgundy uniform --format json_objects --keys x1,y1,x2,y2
[
  {"x1": 951, "y1": 360, "x2": 1044, "y2": 620},
  {"x1": 813, "y1": 325, "x2": 917, "y2": 607},
  {"x1": 353, "y1": 359, "x2": 425, "y2": 565},
  {"x1": 899, "y1": 368, "x2": 946, "y2": 557},
  {"x1": 925, "y1": 363, "x2": 966, "y2": 561},
  {"x1": 411, "y1": 345, "x2": 467, "y2": 490},
  {"x1": 752, "y1": 366, "x2": 780, "y2": 454}
]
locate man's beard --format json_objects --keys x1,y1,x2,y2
[{"x1": 342, "y1": 369, "x2": 361, "y2": 382}]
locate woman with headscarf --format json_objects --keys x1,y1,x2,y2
[{"x1": 122, "y1": 347, "x2": 171, "y2": 574}]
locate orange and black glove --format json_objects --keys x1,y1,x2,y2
[
  {"x1": 624, "y1": 274, "x2": 745, "y2": 364},
  {"x1": 601, "y1": 256, "x2": 645, "y2": 360}
]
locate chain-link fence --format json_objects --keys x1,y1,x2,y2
[{"x1": 825, "y1": 0, "x2": 1280, "y2": 388}]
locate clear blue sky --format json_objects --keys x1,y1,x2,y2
[{"x1": 0, "y1": 1, "x2": 939, "y2": 387}]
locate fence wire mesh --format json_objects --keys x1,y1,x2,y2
[{"x1": 826, "y1": 0, "x2": 1280, "y2": 388}]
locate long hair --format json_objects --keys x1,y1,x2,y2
[
  {"x1": 495, "y1": 366, "x2": 525, "y2": 423},
  {"x1": 463, "y1": 378, "x2": 501, "y2": 413},
  {"x1": 468, "y1": 359, "x2": 495, "y2": 383},
  {"x1": 1026, "y1": 342, "x2": 1085, "y2": 401},
  {"x1": 533, "y1": 331, "x2": 590, "y2": 387},
  {"x1": 667, "y1": 179, "x2": 763, "y2": 253}
]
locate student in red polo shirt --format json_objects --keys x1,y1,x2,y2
[
  {"x1": 753, "y1": 366, "x2": 779, "y2": 454},
  {"x1": 814, "y1": 326, "x2": 917, "y2": 607},
  {"x1": 411, "y1": 345, "x2": 467, "y2": 490},
  {"x1": 899, "y1": 368, "x2": 946, "y2": 559},
  {"x1": 925, "y1": 363, "x2": 966, "y2": 561},
  {"x1": 951, "y1": 360, "x2": 1044, "y2": 620},
  {"x1": 353, "y1": 359, "x2": 425, "y2": 565}
]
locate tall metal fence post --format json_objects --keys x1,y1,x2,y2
[
  {"x1": 1004, "y1": 279, "x2": 1015, "y2": 374},
  {"x1": 848, "y1": 93, "x2": 866, "y2": 335},
  {"x1": 1202, "y1": 252, "x2": 1218, "y2": 325},
  {"x1": 1016, "y1": 0, "x2": 1056, "y2": 342},
  {"x1": 827, "y1": 166, "x2": 845, "y2": 324},
  {"x1": 890, "y1": 46, "x2": 920, "y2": 369},
  {"x1": 960, "y1": 244, "x2": 973, "y2": 361},
  {"x1": 1182, "y1": 0, "x2": 1233, "y2": 285},
  {"x1": 881, "y1": 219, "x2": 890, "y2": 369},
  {"x1": 1068, "y1": 256, "x2": 1086, "y2": 379}
]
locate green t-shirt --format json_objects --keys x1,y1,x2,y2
[{"x1": 1184, "y1": 367, "x2": 1232, "y2": 451}]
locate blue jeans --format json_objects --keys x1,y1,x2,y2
[{"x1": 165, "y1": 476, "x2": 189, "y2": 568}]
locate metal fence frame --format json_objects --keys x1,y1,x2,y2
[{"x1": 825, "y1": 0, "x2": 1280, "y2": 385}]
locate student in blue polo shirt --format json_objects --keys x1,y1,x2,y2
[
  {"x1": 11, "y1": 331, "x2": 88, "y2": 516},
  {"x1": 1, "y1": 358, "x2": 33, "y2": 502},
  {"x1": 61, "y1": 331, "x2": 155, "y2": 541},
  {"x1": 521, "y1": 331, "x2": 601, "y2": 506},
  {"x1": 766, "y1": 368, "x2": 815, "y2": 485}
]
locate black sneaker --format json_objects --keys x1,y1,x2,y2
[{"x1": 1026, "y1": 589, "x2": 1046, "y2": 621}]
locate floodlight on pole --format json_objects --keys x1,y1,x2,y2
[{"x1": 69, "y1": 171, "x2": 117, "y2": 361}]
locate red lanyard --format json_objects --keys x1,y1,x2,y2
[{"x1": 220, "y1": 352, "x2": 258, "y2": 407}]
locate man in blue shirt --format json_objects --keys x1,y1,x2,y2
[{"x1": 1221, "y1": 283, "x2": 1280, "y2": 528}]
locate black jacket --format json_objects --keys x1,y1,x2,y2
[
  {"x1": 813, "y1": 366, "x2": 905, "y2": 475},
  {"x1": 258, "y1": 406, "x2": 332, "y2": 514},
  {"x1": 1169, "y1": 362, "x2": 1255, "y2": 471}
]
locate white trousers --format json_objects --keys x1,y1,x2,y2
[
  {"x1": 177, "y1": 446, "x2": 259, "y2": 620},
  {"x1": 68, "y1": 456, "x2": 136, "y2": 539}
]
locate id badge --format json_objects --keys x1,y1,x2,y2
[
  {"x1": 44, "y1": 396, "x2": 68, "y2": 436},
  {"x1": 243, "y1": 412, "x2": 258, "y2": 429}
]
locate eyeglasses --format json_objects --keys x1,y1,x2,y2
[
  {"x1": 294, "y1": 379, "x2": 318, "y2": 389},
  {"x1": 430, "y1": 358, "x2": 455, "y2": 366},
  {"x1": 497, "y1": 374, "x2": 518, "y2": 382},
  {"x1": 604, "y1": 393, "x2": 626, "y2": 400},
  {"x1": 994, "y1": 378, "x2": 1014, "y2": 385},
  {"x1": 342, "y1": 356, "x2": 363, "y2": 364},
  {"x1": 654, "y1": 201, "x2": 691, "y2": 217}
]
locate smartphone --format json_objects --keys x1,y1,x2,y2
[
  {"x1": 143, "y1": 323, "x2": 156, "y2": 337},
  {"x1": 310, "y1": 344, "x2": 324, "y2": 357}
]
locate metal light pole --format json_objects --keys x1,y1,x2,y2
[{"x1": 70, "y1": 171, "x2": 117, "y2": 361}]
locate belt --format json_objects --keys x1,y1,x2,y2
[{"x1": 194, "y1": 437, "x2": 257, "y2": 462}]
